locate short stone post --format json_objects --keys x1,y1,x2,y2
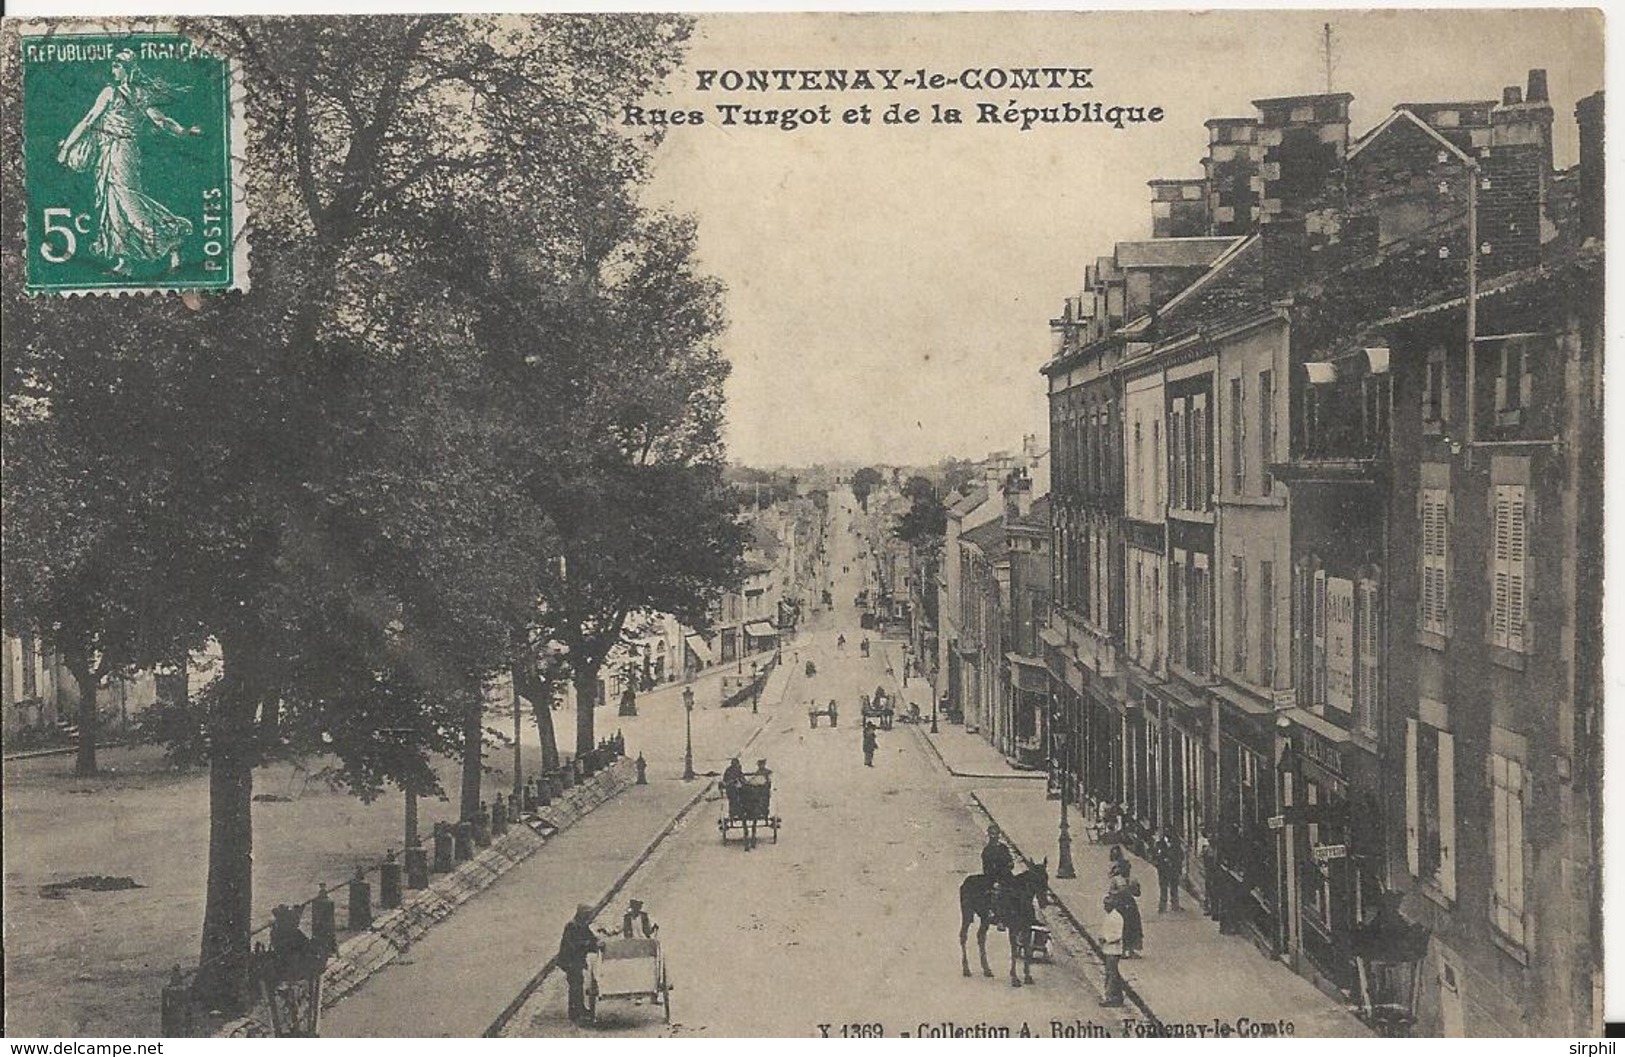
[
  {"x1": 522, "y1": 778, "x2": 536, "y2": 812},
  {"x1": 379, "y1": 849, "x2": 403, "y2": 910},
  {"x1": 491, "y1": 796, "x2": 507, "y2": 836},
  {"x1": 635, "y1": 753, "x2": 648, "y2": 785},
  {"x1": 312, "y1": 883, "x2": 338, "y2": 952},
  {"x1": 405, "y1": 842, "x2": 430, "y2": 889},
  {"x1": 432, "y1": 821, "x2": 455, "y2": 873},
  {"x1": 348, "y1": 866, "x2": 373, "y2": 931},
  {"x1": 472, "y1": 803, "x2": 492, "y2": 848},
  {"x1": 560, "y1": 760, "x2": 575, "y2": 790},
  {"x1": 453, "y1": 819, "x2": 474, "y2": 862}
]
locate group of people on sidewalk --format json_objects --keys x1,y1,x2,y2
[
  {"x1": 557, "y1": 898, "x2": 662, "y2": 1024},
  {"x1": 1095, "y1": 827, "x2": 1188, "y2": 1007}
]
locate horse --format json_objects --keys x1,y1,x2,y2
[{"x1": 958, "y1": 858, "x2": 1049, "y2": 987}]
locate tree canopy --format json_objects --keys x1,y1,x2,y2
[{"x1": 2, "y1": 13, "x2": 734, "y2": 1009}]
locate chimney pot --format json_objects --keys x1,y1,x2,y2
[
  {"x1": 1502, "y1": 86, "x2": 1523, "y2": 106},
  {"x1": 1527, "y1": 69, "x2": 1549, "y2": 104}
]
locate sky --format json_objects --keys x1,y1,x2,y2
[{"x1": 632, "y1": 9, "x2": 1604, "y2": 469}]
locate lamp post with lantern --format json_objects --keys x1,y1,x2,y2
[{"x1": 682, "y1": 683, "x2": 696, "y2": 781}]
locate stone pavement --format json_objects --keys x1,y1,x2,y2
[
  {"x1": 319, "y1": 659, "x2": 799, "y2": 1037},
  {"x1": 971, "y1": 780, "x2": 1370, "y2": 1037}
]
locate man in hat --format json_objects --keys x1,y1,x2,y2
[
  {"x1": 753, "y1": 758, "x2": 773, "y2": 780},
  {"x1": 1098, "y1": 892, "x2": 1126, "y2": 1006},
  {"x1": 558, "y1": 904, "x2": 602, "y2": 1023},
  {"x1": 981, "y1": 824, "x2": 1014, "y2": 887},
  {"x1": 862, "y1": 721, "x2": 878, "y2": 767},
  {"x1": 622, "y1": 898, "x2": 657, "y2": 938}
]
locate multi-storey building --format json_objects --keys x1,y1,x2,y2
[{"x1": 1040, "y1": 70, "x2": 1602, "y2": 1035}]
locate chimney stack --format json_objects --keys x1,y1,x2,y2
[
  {"x1": 1527, "y1": 68, "x2": 1549, "y2": 104},
  {"x1": 1503, "y1": 86, "x2": 1523, "y2": 106},
  {"x1": 1576, "y1": 91, "x2": 1605, "y2": 241},
  {"x1": 1252, "y1": 92, "x2": 1354, "y2": 235}
]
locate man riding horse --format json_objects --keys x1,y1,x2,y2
[{"x1": 959, "y1": 831, "x2": 1049, "y2": 987}]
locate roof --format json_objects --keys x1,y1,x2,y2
[
  {"x1": 747, "y1": 520, "x2": 781, "y2": 559},
  {"x1": 1347, "y1": 107, "x2": 1472, "y2": 165},
  {"x1": 1010, "y1": 495, "x2": 1052, "y2": 533},
  {"x1": 1114, "y1": 237, "x2": 1238, "y2": 270},
  {"x1": 947, "y1": 485, "x2": 989, "y2": 518},
  {"x1": 961, "y1": 518, "x2": 1008, "y2": 554}
]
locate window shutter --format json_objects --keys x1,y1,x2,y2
[
  {"x1": 1508, "y1": 487, "x2": 1527, "y2": 653},
  {"x1": 1313, "y1": 569, "x2": 1327, "y2": 707},
  {"x1": 1491, "y1": 755, "x2": 1511, "y2": 935},
  {"x1": 1494, "y1": 372, "x2": 1508, "y2": 411},
  {"x1": 1438, "y1": 730, "x2": 1456, "y2": 900},
  {"x1": 1492, "y1": 487, "x2": 1512, "y2": 646},
  {"x1": 1405, "y1": 719, "x2": 1420, "y2": 876},
  {"x1": 1438, "y1": 491, "x2": 1452, "y2": 629},
  {"x1": 1357, "y1": 580, "x2": 1380, "y2": 736},
  {"x1": 1508, "y1": 759, "x2": 1526, "y2": 944}
]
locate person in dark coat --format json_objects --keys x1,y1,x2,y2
[
  {"x1": 621, "y1": 898, "x2": 657, "y2": 938},
  {"x1": 558, "y1": 904, "x2": 602, "y2": 1023},
  {"x1": 981, "y1": 824, "x2": 1015, "y2": 885},
  {"x1": 1153, "y1": 830, "x2": 1184, "y2": 912},
  {"x1": 1108, "y1": 861, "x2": 1145, "y2": 957},
  {"x1": 862, "y1": 722, "x2": 878, "y2": 766},
  {"x1": 722, "y1": 757, "x2": 746, "y2": 817}
]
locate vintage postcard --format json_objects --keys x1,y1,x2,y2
[{"x1": 0, "y1": 7, "x2": 1606, "y2": 1043}]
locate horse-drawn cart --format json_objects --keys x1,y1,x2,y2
[
  {"x1": 585, "y1": 935, "x2": 670, "y2": 1026},
  {"x1": 861, "y1": 689, "x2": 895, "y2": 730},
  {"x1": 719, "y1": 773, "x2": 780, "y2": 849}
]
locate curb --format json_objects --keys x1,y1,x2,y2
[
  {"x1": 218, "y1": 759, "x2": 638, "y2": 1038},
  {"x1": 909, "y1": 722, "x2": 1046, "y2": 781},
  {"x1": 483, "y1": 710, "x2": 777, "y2": 1037},
  {"x1": 3, "y1": 739, "x2": 134, "y2": 762},
  {"x1": 966, "y1": 790, "x2": 1162, "y2": 1031}
]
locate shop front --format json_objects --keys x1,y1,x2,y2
[
  {"x1": 1286, "y1": 709, "x2": 1386, "y2": 1003},
  {"x1": 1213, "y1": 687, "x2": 1282, "y2": 955}
]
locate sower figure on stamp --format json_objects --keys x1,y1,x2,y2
[
  {"x1": 56, "y1": 50, "x2": 201, "y2": 277},
  {"x1": 558, "y1": 904, "x2": 602, "y2": 1024}
]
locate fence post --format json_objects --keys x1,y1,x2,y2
[
  {"x1": 405, "y1": 842, "x2": 430, "y2": 890},
  {"x1": 472, "y1": 803, "x2": 492, "y2": 848},
  {"x1": 453, "y1": 820, "x2": 474, "y2": 862},
  {"x1": 312, "y1": 883, "x2": 338, "y2": 953},
  {"x1": 348, "y1": 866, "x2": 373, "y2": 931},
  {"x1": 379, "y1": 849, "x2": 403, "y2": 910}
]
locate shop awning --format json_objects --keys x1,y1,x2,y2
[
  {"x1": 1209, "y1": 680, "x2": 1273, "y2": 716},
  {"x1": 1038, "y1": 627, "x2": 1067, "y2": 650},
  {"x1": 684, "y1": 633, "x2": 714, "y2": 666},
  {"x1": 744, "y1": 621, "x2": 779, "y2": 639},
  {"x1": 1284, "y1": 706, "x2": 1355, "y2": 743}
]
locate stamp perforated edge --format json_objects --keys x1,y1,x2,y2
[{"x1": 14, "y1": 17, "x2": 251, "y2": 298}]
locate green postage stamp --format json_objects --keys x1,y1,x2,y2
[{"x1": 20, "y1": 28, "x2": 247, "y2": 295}]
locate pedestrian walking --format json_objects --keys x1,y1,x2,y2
[
  {"x1": 862, "y1": 722, "x2": 878, "y2": 767},
  {"x1": 1109, "y1": 861, "x2": 1144, "y2": 958},
  {"x1": 557, "y1": 904, "x2": 602, "y2": 1024},
  {"x1": 1098, "y1": 893, "x2": 1126, "y2": 1007},
  {"x1": 1153, "y1": 830, "x2": 1184, "y2": 912},
  {"x1": 1196, "y1": 825, "x2": 1216, "y2": 916}
]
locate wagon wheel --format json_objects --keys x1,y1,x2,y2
[{"x1": 661, "y1": 968, "x2": 672, "y2": 1023}]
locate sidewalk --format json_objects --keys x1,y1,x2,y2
[
  {"x1": 320, "y1": 663, "x2": 795, "y2": 1036},
  {"x1": 901, "y1": 701, "x2": 1044, "y2": 780},
  {"x1": 972, "y1": 782, "x2": 1370, "y2": 1036}
]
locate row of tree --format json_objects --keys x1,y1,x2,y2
[{"x1": 2, "y1": 15, "x2": 743, "y2": 1010}]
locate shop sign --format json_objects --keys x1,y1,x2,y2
[
  {"x1": 1326, "y1": 577, "x2": 1355, "y2": 712},
  {"x1": 1300, "y1": 724, "x2": 1346, "y2": 779},
  {"x1": 1266, "y1": 814, "x2": 1286, "y2": 830},
  {"x1": 1311, "y1": 843, "x2": 1348, "y2": 863}
]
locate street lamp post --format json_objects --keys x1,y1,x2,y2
[
  {"x1": 682, "y1": 684, "x2": 696, "y2": 781},
  {"x1": 751, "y1": 662, "x2": 760, "y2": 714},
  {"x1": 1057, "y1": 718, "x2": 1077, "y2": 879},
  {"x1": 930, "y1": 690, "x2": 940, "y2": 734}
]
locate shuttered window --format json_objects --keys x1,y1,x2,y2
[
  {"x1": 1230, "y1": 376, "x2": 1246, "y2": 494},
  {"x1": 1491, "y1": 484, "x2": 1528, "y2": 653},
  {"x1": 1259, "y1": 369, "x2": 1275, "y2": 495},
  {"x1": 1231, "y1": 555, "x2": 1248, "y2": 676},
  {"x1": 1355, "y1": 579, "x2": 1380, "y2": 738},
  {"x1": 1420, "y1": 488, "x2": 1451, "y2": 635},
  {"x1": 1259, "y1": 560, "x2": 1275, "y2": 688},
  {"x1": 1312, "y1": 569, "x2": 1328, "y2": 707},
  {"x1": 1490, "y1": 754, "x2": 1527, "y2": 947}
]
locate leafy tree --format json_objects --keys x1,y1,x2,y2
[
  {"x1": 1, "y1": 13, "x2": 699, "y2": 1010},
  {"x1": 893, "y1": 477, "x2": 947, "y2": 545},
  {"x1": 850, "y1": 466, "x2": 884, "y2": 512}
]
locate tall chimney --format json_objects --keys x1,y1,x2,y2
[
  {"x1": 1503, "y1": 86, "x2": 1523, "y2": 106},
  {"x1": 1527, "y1": 68, "x2": 1549, "y2": 104},
  {"x1": 1576, "y1": 91, "x2": 1605, "y2": 241}
]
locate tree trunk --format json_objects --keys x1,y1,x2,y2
[
  {"x1": 196, "y1": 637, "x2": 258, "y2": 1013},
  {"x1": 64, "y1": 646, "x2": 97, "y2": 777},
  {"x1": 460, "y1": 689, "x2": 483, "y2": 820},
  {"x1": 530, "y1": 695, "x2": 560, "y2": 772},
  {"x1": 573, "y1": 665, "x2": 600, "y2": 757}
]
